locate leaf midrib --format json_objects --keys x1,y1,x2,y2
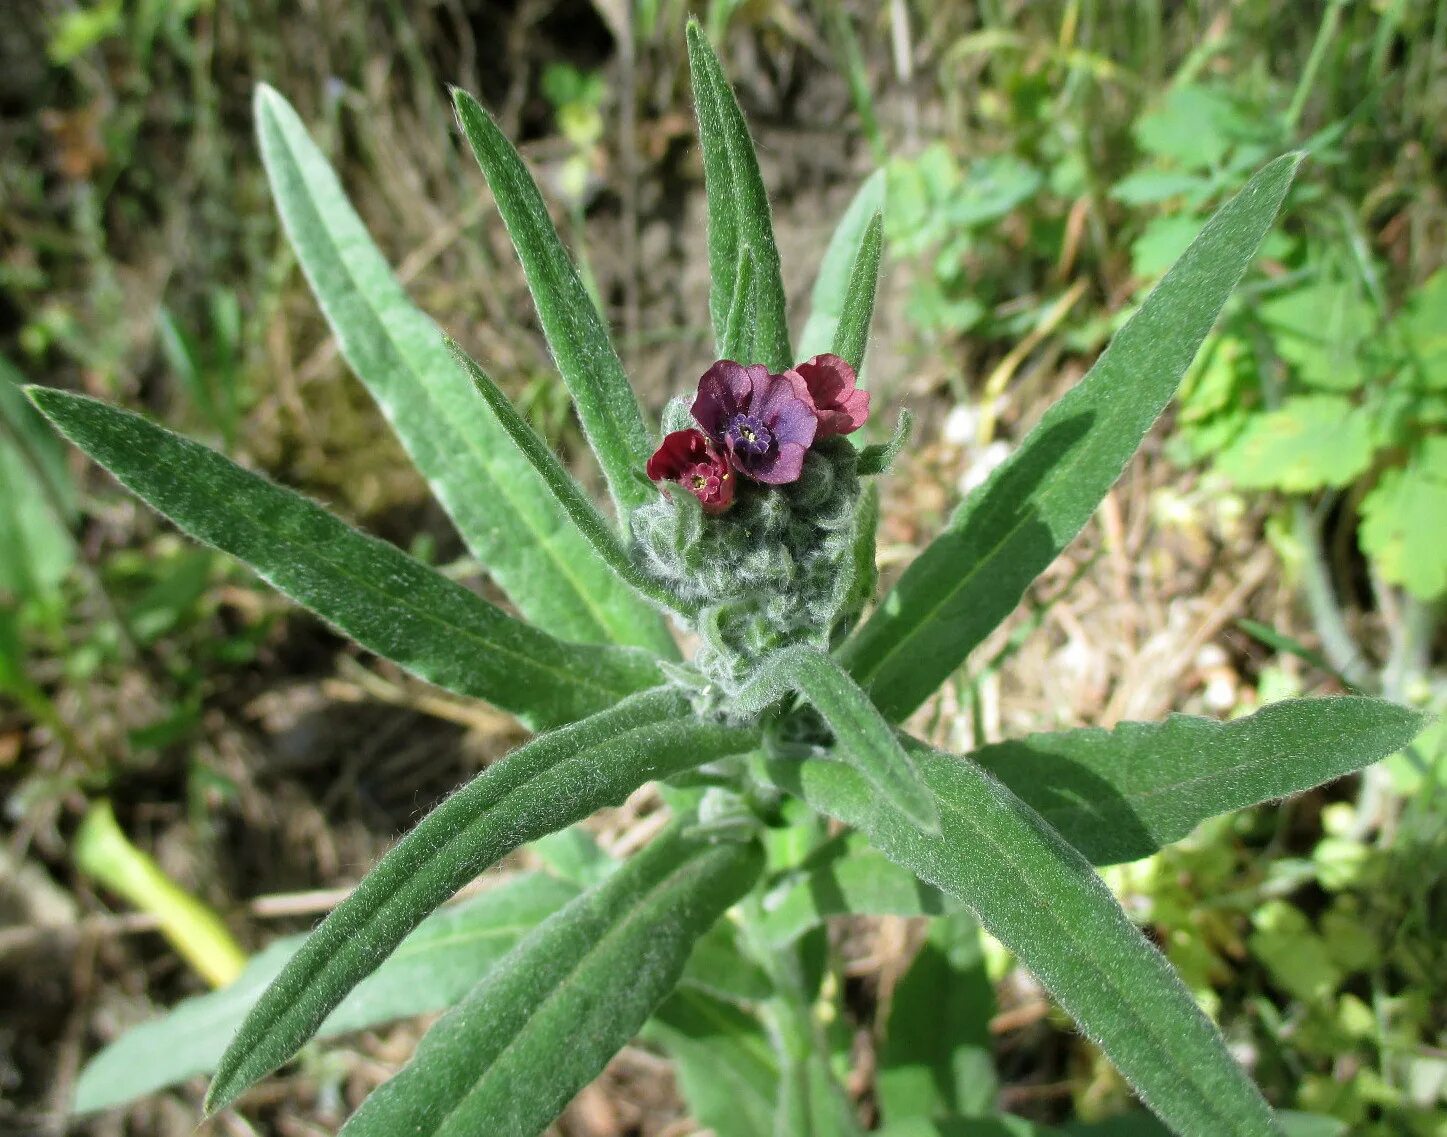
[
  {"x1": 428, "y1": 848, "x2": 736, "y2": 1135},
  {"x1": 456, "y1": 95, "x2": 652, "y2": 508},
  {"x1": 266, "y1": 103, "x2": 630, "y2": 645},
  {"x1": 930, "y1": 774, "x2": 1268, "y2": 1134}
]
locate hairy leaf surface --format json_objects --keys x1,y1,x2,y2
[
  {"x1": 687, "y1": 20, "x2": 792, "y2": 372},
  {"x1": 453, "y1": 89, "x2": 654, "y2": 519},
  {"x1": 842, "y1": 154, "x2": 1302, "y2": 720},
  {"x1": 256, "y1": 86, "x2": 668, "y2": 651},
  {"x1": 747, "y1": 647, "x2": 939, "y2": 833},
  {"x1": 799, "y1": 170, "x2": 885, "y2": 368},
  {"x1": 339, "y1": 823, "x2": 763, "y2": 1137},
  {"x1": 207, "y1": 690, "x2": 757, "y2": 1113},
  {"x1": 28, "y1": 388, "x2": 661, "y2": 730},
  {"x1": 967, "y1": 697, "x2": 1425, "y2": 865},
  {"x1": 763, "y1": 747, "x2": 1283, "y2": 1135}
]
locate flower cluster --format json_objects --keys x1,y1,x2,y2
[{"x1": 646, "y1": 354, "x2": 868, "y2": 513}]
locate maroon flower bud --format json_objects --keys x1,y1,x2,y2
[
  {"x1": 795, "y1": 353, "x2": 869, "y2": 437},
  {"x1": 646, "y1": 428, "x2": 735, "y2": 514},
  {"x1": 691, "y1": 360, "x2": 818, "y2": 485}
]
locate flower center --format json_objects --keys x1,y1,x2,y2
[
  {"x1": 687, "y1": 463, "x2": 722, "y2": 499},
  {"x1": 725, "y1": 413, "x2": 773, "y2": 456}
]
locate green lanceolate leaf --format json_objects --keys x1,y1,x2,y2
[
  {"x1": 451, "y1": 88, "x2": 654, "y2": 520},
  {"x1": 799, "y1": 171, "x2": 886, "y2": 366},
  {"x1": 207, "y1": 690, "x2": 757, "y2": 1114},
  {"x1": 686, "y1": 19, "x2": 792, "y2": 373},
  {"x1": 73, "y1": 873, "x2": 579, "y2": 1113},
  {"x1": 722, "y1": 246, "x2": 759, "y2": 364},
  {"x1": 444, "y1": 338, "x2": 686, "y2": 616},
  {"x1": 747, "y1": 646, "x2": 940, "y2": 834},
  {"x1": 877, "y1": 912, "x2": 996, "y2": 1124},
  {"x1": 645, "y1": 989, "x2": 778, "y2": 1137},
  {"x1": 842, "y1": 154, "x2": 1303, "y2": 721},
  {"x1": 28, "y1": 388, "x2": 659, "y2": 730},
  {"x1": 338, "y1": 822, "x2": 764, "y2": 1137},
  {"x1": 762, "y1": 746, "x2": 1283, "y2": 1137},
  {"x1": 967, "y1": 697, "x2": 1425, "y2": 866},
  {"x1": 832, "y1": 211, "x2": 884, "y2": 374},
  {"x1": 255, "y1": 86, "x2": 669, "y2": 652},
  {"x1": 755, "y1": 830, "x2": 946, "y2": 947}
]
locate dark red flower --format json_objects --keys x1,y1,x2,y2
[
  {"x1": 795, "y1": 353, "x2": 869, "y2": 437},
  {"x1": 691, "y1": 360, "x2": 818, "y2": 485},
  {"x1": 646, "y1": 428, "x2": 735, "y2": 514}
]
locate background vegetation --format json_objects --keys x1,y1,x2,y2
[{"x1": 1, "y1": 2, "x2": 1442, "y2": 1134}]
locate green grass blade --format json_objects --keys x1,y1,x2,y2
[
  {"x1": 762, "y1": 750, "x2": 1283, "y2": 1137},
  {"x1": 444, "y1": 338, "x2": 687, "y2": 618},
  {"x1": 964, "y1": 697, "x2": 1425, "y2": 865},
  {"x1": 337, "y1": 822, "x2": 763, "y2": 1137},
  {"x1": 27, "y1": 388, "x2": 660, "y2": 730},
  {"x1": 451, "y1": 88, "x2": 653, "y2": 520},
  {"x1": 722, "y1": 246, "x2": 758, "y2": 363},
  {"x1": 841, "y1": 154, "x2": 1303, "y2": 721},
  {"x1": 798, "y1": 171, "x2": 885, "y2": 365},
  {"x1": 686, "y1": 19, "x2": 792, "y2": 373},
  {"x1": 255, "y1": 85, "x2": 667, "y2": 651},
  {"x1": 73, "y1": 873, "x2": 579, "y2": 1113},
  {"x1": 745, "y1": 647, "x2": 939, "y2": 834},
  {"x1": 206, "y1": 689, "x2": 758, "y2": 1115}
]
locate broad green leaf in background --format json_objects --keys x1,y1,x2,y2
[
  {"x1": 842, "y1": 153, "x2": 1302, "y2": 722},
  {"x1": 255, "y1": 86, "x2": 669, "y2": 653},
  {"x1": 798, "y1": 169, "x2": 885, "y2": 365},
  {"x1": 755, "y1": 830, "x2": 945, "y2": 948},
  {"x1": 877, "y1": 911, "x2": 996, "y2": 1125},
  {"x1": 762, "y1": 744, "x2": 1284, "y2": 1137},
  {"x1": 1258, "y1": 275, "x2": 1374, "y2": 392},
  {"x1": 0, "y1": 363, "x2": 75, "y2": 602},
  {"x1": 1392, "y1": 267, "x2": 1447, "y2": 389},
  {"x1": 451, "y1": 88, "x2": 655, "y2": 520},
  {"x1": 1135, "y1": 85, "x2": 1252, "y2": 171},
  {"x1": 1215, "y1": 394, "x2": 1377, "y2": 491},
  {"x1": 965, "y1": 698, "x2": 1425, "y2": 866},
  {"x1": 686, "y1": 19, "x2": 792, "y2": 373},
  {"x1": 645, "y1": 988, "x2": 778, "y2": 1137},
  {"x1": 1359, "y1": 434, "x2": 1447, "y2": 600},
  {"x1": 207, "y1": 689, "x2": 758, "y2": 1114},
  {"x1": 73, "y1": 873, "x2": 579, "y2": 1112},
  {"x1": 746, "y1": 647, "x2": 940, "y2": 835},
  {"x1": 337, "y1": 823, "x2": 763, "y2": 1137},
  {"x1": 28, "y1": 388, "x2": 661, "y2": 731}
]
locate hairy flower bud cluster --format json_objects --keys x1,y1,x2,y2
[
  {"x1": 632, "y1": 435, "x2": 865, "y2": 712},
  {"x1": 633, "y1": 355, "x2": 874, "y2": 715}
]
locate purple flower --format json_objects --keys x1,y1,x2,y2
[
  {"x1": 691, "y1": 360, "x2": 818, "y2": 485},
  {"x1": 646, "y1": 428, "x2": 735, "y2": 513},
  {"x1": 795, "y1": 354, "x2": 869, "y2": 437}
]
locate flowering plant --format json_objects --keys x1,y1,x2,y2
[{"x1": 42, "y1": 22, "x2": 1421, "y2": 1137}]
